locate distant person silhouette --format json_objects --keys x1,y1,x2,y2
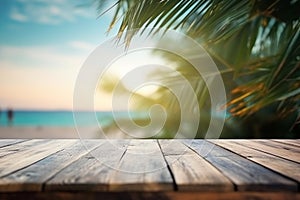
[{"x1": 7, "y1": 108, "x2": 14, "y2": 126}]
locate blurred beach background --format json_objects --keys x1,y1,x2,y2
[
  {"x1": 0, "y1": 0, "x2": 299, "y2": 139},
  {"x1": 0, "y1": 110, "x2": 148, "y2": 138},
  {"x1": 0, "y1": 0, "x2": 200, "y2": 139},
  {"x1": 0, "y1": 0, "x2": 125, "y2": 138}
]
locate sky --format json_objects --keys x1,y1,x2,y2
[{"x1": 0, "y1": 0, "x2": 117, "y2": 111}]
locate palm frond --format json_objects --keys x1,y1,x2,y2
[{"x1": 97, "y1": 0, "x2": 300, "y2": 130}]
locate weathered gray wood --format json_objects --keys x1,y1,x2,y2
[
  {"x1": 159, "y1": 140, "x2": 233, "y2": 191},
  {"x1": 0, "y1": 140, "x2": 74, "y2": 177},
  {"x1": 0, "y1": 139, "x2": 28, "y2": 148},
  {"x1": 158, "y1": 140, "x2": 195, "y2": 156},
  {"x1": 211, "y1": 140, "x2": 300, "y2": 183},
  {"x1": 236, "y1": 140, "x2": 300, "y2": 163},
  {"x1": 0, "y1": 140, "x2": 103, "y2": 192},
  {"x1": 0, "y1": 139, "x2": 51, "y2": 158},
  {"x1": 272, "y1": 139, "x2": 300, "y2": 147},
  {"x1": 108, "y1": 140, "x2": 173, "y2": 191},
  {"x1": 45, "y1": 140, "x2": 130, "y2": 191},
  {"x1": 184, "y1": 140, "x2": 298, "y2": 191},
  {"x1": 0, "y1": 139, "x2": 299, "y2": 195}
]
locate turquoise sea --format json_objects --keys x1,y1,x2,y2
[{"x1": 0, "y1": 110, "x2": 146, "y2": 127}]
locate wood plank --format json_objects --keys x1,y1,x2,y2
[
  {"x1": 211, "y1": 140, "x2": 300, "y2": 183},
  {"x1": 0, "y1": 139, "x2": 74, "y2": 178},
  {"x1": 0, "y1": 139, "x2": 299, "y2": 195},
  {"x1": 236, "y1": 140, "x2": 300, "y2": 163},
  {"x1": 159, "y1": 140, "x2": 233, "y2": 191},
  {"x1": 0, "y1": 140, "x2": 103, "y2": 192},
  {"x1": 0, "y1": 139, "x2": 28, "y2": 148},
  {"x1": 272, "y1": 139, "x2": 300, "y2": 147},
  {"x1": 157, "y1": 139, "x2": 195, "y2": 156},
  {"x1": 184, "y1": 140, "x2": 298, "y2": 191},
  {"x1": 45, "y1": 140, "x2": 130, "y2": 191},
  {"x1": 0, "y1": 139, "x2": 52, "y2": 158},
  {"x1": 108, "y1": 140, "x2": 173, "y2": 191}
]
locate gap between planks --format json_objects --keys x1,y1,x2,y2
[
  {"x1": 210, "y1": 140, "x2": 300, "y2": 188},
  {"x1": 182, "y1": 140, "x2": 298, "y2": 192}
]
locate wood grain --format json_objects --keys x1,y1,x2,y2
[
  {"x1": 211, "y1": 140, "x2": 300, "y2": 183},
  {"x1": 0, "y1": 139, "x2": 298, "y2": 196},
  {"x1": 108, "y1": 140, "x2": 173, "y2": 191},
  {"x1": 235, "y1": 140, "x2": 300, "y2": 163},
  {"x1": 0, "y1": 139, "x2": 27, "y2": 148},
  {"x1": 0, "y1": 140, "x2": 103, "y2": 192},
  {"x1": 0, "y1": 139, "x2": 50, "y2": 157},
  {"x1": 0, "y1": 139, "x2": 74, "y2": 177},
  {"x1": 159, "y1": 140, "x2": 233, "y2": 191},
  {"x1": 272, "y1": 139, "x2": 300, "y2": 147},
  {"x1": 184, "y1": 140, "x2": 298, "y2": 191},
  {"x1": 45, "y1": 140, "x2": 130, "y2": 191}
]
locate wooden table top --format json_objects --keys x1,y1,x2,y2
[{"x1": 0, "y1": 139, "x2": 299, "y2": 200}]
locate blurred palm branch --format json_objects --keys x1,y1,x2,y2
[{"x1": 96, "y1": 0, "x2": 300, "y2": 135}]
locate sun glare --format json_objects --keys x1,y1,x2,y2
[{"x1": 94, "y1": 49, "x2": 172, "y2": 111}]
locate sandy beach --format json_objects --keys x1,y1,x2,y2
[
  {"x1": 0, "y1": 126, "x2": 102, "y2": 139},
  {"x1": 0, "y1": 126, "x2": 137, "y2": 139}
]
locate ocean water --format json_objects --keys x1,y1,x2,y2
[{"x1": 0, "y1": 110, "x2": 146, "y2": 127}]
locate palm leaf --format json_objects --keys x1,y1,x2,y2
[{"x1": 97, "y1": 0, "x2": 300, "y2": 129}]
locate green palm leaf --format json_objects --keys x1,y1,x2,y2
[{"x1": 97, "y1": 0, "x2": 300, "y2": 135}]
